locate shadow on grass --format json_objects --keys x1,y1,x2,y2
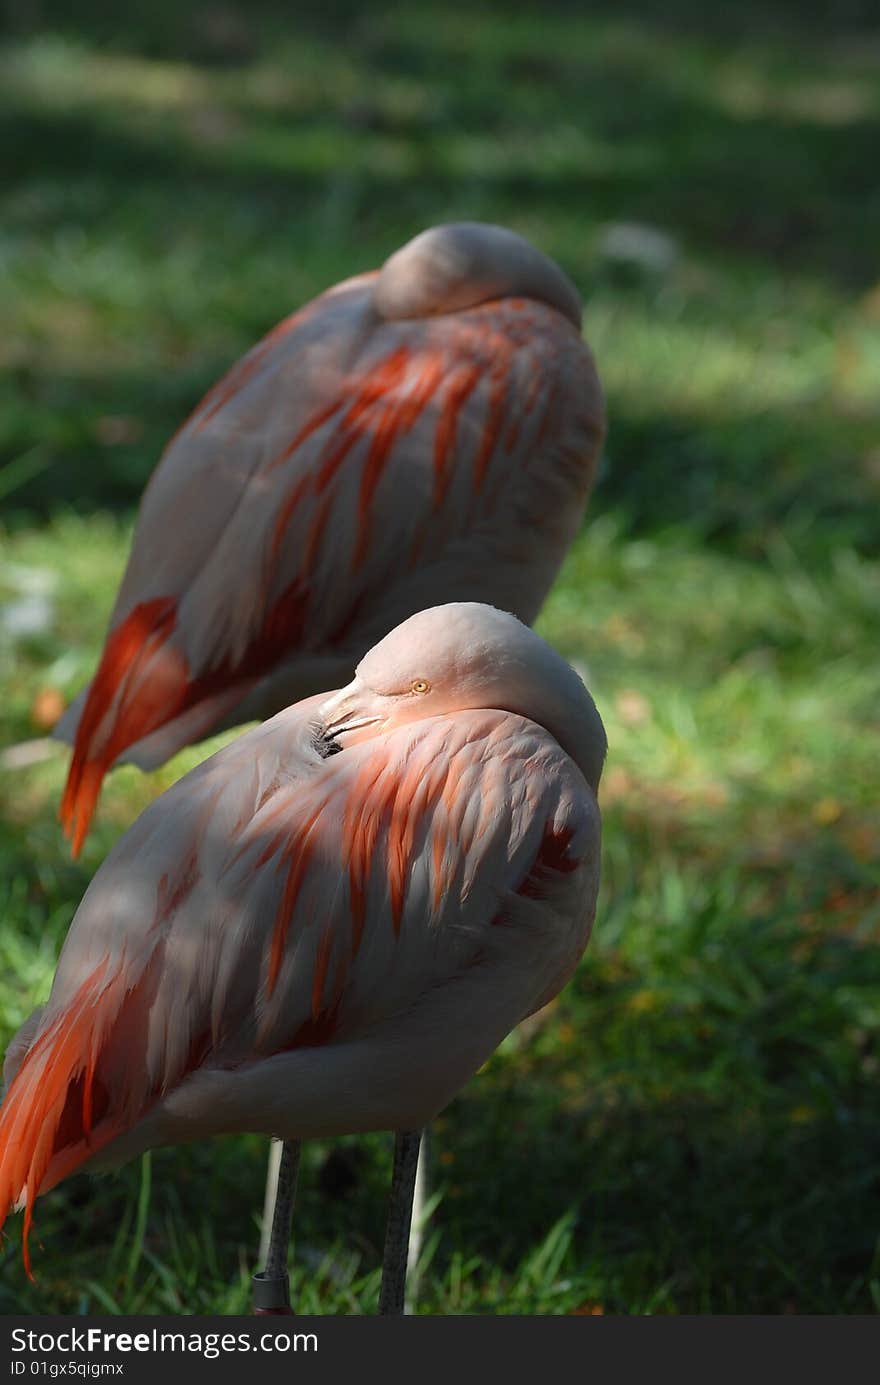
[
  {"x1": 8, "y1": 0, "x2": 880, "y2": 54},
  {"x1": 3, "y1": 19, "x2": 879, "y2": 285}
]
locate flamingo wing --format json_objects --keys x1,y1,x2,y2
[
  {"x1": 1, "y1": 705, "x2": 599, "y2": 1270},
  {"x1": 58, "y1": 277, "x2": 602, "y2": 852}
]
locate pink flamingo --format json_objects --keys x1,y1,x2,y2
[
  {"x1": 55, "y1": 222, "x2": 605, "y2": 855},
  {"x1": 2, "y1": 603, "x2": 606, "y2": 1313}
]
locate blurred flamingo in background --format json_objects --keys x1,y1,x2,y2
[
  {"x1": 1, "y1": 604, "x2": 606, "y2": 1313},
  {"x1": 55, "y1": 222, "x2": 605, "y2": 854}
]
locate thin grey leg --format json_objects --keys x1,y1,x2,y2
[
  {"x1": 258, "y1": 1138, "x2": 283, "y2": 1269},
  {"x1": 405, "y1": 1131, "x2": 429, "y2": 1315},
  {"x1": 252, "y1": 1139, "x2": 300, "y2": 1314},
  {"x1": 379, "y1": 1130, "x2": 422, "y2": 1316}
]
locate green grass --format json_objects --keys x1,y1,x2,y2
[{"x1": 1, "y1": 1, "x2": 879, "y2": 1314}]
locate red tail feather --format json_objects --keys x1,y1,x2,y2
[
  {"x1": 0, "y1": 961, "x2": 123, "y2": 1278},
  {"x1": 60, "y1": 575, "x2": 314, "y2": 854},
  {"x1": 60, "y1": 598, "x2": 181, "y2": 856}
]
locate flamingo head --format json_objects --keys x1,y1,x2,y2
[{"x1": 318, "y1": 603, "x2": 606, "y2": 793}]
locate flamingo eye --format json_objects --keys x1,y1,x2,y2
[{"x1": 411, "y1": 678, "x2": 430, "y2": 695}]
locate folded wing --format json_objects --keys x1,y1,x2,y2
[
  {"x1": 58, "y1": 277, "x2": 602, "y2": 852},
  {"x1": 2, "y1": 705, "x2": 599, "y2": 1272}
]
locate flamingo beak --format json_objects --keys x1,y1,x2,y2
[{"x1": 318, "y1": 683, "x2": 385, "y2": 745}]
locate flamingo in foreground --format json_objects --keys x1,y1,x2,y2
[
  {"x1": 55, "y1": 221, "x2": 605, "y2": 855},
  {"x1": 1, "y1": 603, "x2": 606, "y2": 1313}
]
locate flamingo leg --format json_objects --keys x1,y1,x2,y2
[
  {"x1": 405, "y1": 1131, "x2": 430, "y2": 1312},
  {"x1": 378, "y1": 1129, "x2": 423, "y2": 1315},
  {"x1": 252, "y1": 1139, "x2": 301, "y2": 1315},
  {"x1": 258, "y1": 1137, "x2": 283, "y2": 1271}
]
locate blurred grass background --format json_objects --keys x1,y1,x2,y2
[{"x1": 1, "y1": 0, "x2": 879, "y2": 1314}]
